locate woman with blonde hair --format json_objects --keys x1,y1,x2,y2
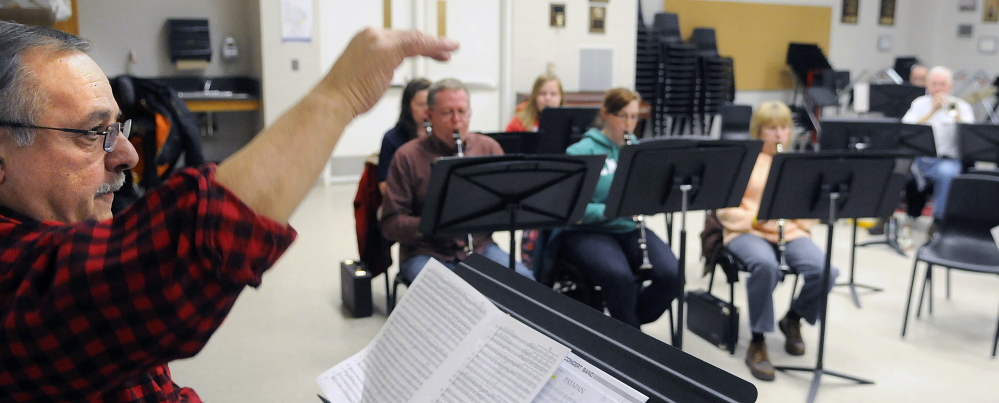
[
  {"x1": 505, "y1": 73, "x2": 563, "y2": 132},
  {"x1": 716, "y1": 101, "x2": 839, "y2": 381}
]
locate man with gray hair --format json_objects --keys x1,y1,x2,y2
[
  {"x1": 901, "y1": 65, "x2": 974, "y2": 223},
  {"x1": 0, "y1": 20, "x2": 457, "y2": 402},
  {"x1": 381, "y1": 78, "x2": 535, "y2": 283}
]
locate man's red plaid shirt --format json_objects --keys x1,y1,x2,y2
[{"x1": 0, "y1": 164, "x2": 297, "y2": 402}]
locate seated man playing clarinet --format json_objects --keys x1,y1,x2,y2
[
  {"x1": 715, "y1": 101, "x2": 840, "y2": 382},
  {"x1": 380, "y1": 78, "x2": 534, "y2": 283}
]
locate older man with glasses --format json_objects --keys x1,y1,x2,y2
[
  {"x1": 381, "y1": 78, "x2": 535, "y2": 284},
  {"x1": 0, "y1": 20, "x2": 458, "y2": 402}
]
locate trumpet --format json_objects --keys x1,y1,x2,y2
[
  {"x1": 453, "y1": 130, "x2": 474, "y2": 253},
  {"x1": 776, "y1": 143, "x2": 789, "y2": 272},
  {"x1": 625, "y1": 133, "x2": 654, "y2": 270}
]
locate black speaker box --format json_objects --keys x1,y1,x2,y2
[{"x1": 341, "y1": 260, "x2": 373, "y2": 318}]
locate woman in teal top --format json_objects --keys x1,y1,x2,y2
[{"x1": 560, "y1": 88, "x2": 680, "y2": 329}]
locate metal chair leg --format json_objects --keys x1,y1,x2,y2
[
  {"x1": 946, "y1": 268, "x2": 952, "y2": 300},
  {"x1": 787, "y1": 273, "x2": 800, "y2": 309},
  {"x1": 993, "y1": 297, "x2": 999, "y2": 357},
  {"x1": 384, "y1": 271, "x2": 391, "y2": 314},
  {"x1": 901, "y1": 259, "x2": 921, "y2": 337},
  {"x1": 917, "y1": 264, "x2": 933, "y2": 318}
]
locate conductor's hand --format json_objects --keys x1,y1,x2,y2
[{"x1": 319, "y1": 27, "x2": 459, "y2": 119}]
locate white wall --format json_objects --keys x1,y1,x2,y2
[
  {"x1": 290, "y1": 0, "x2": 637, "y2": 170},
  {"x1": 77, "y1": 0, "x2": 263, "y2": 162},
  {"x1": 78, "y1": 0, "x2": 260, "y2": 78},
  {"x1": 510, "y1": 0, "x2": 638, "y2": 97},
  {"x1": 75, "y1": 1, "x2": 999, "y2": 164},
  {"x1": 258, "y1": 0, "x2": 323, "y2": 126}
]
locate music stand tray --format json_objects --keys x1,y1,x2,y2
[
  {"x1": 897, "y1": 123, "x2": 936, "y2": 157},
  {"x1": 419, "y1": 155, "x2": 604, "y2": 270},
  {"x1": 603, "y1": 138, "x2": 763, "y2": 349},
  {"x1": 482, "y1": 131, "x2": 540, "y2": 154},
  {"x1": 957, "y1": 123, "x2": 999, "y2": 165},
  {"x1": 758, "y1": 151, "x2": 913, "y2": 403}
]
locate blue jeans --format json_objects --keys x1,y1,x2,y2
[
  {"x1": 557, "y1": 228, "x2": 680, "y2": 328},
  {"x1": 913, "y1": 157, "x2": 961, "y2": 220},
  {"x1": 399, "y1": 243, "x2": 535, "y2": 283},
  {"x1": 725, "y1": 234, "x2": 839, "y2": 334}
]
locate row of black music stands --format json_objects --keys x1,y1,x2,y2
[
  {"x1": 418, "y1": 138, "x2": 911, "y2": 403},
  {"x1": 819, "y1": 119, "x2": 999, "y2": 311}
]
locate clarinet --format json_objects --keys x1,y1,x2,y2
[
  {"x1": 453, "y1": 130, "x2": 464, "y2": 157},
  {"x1": 625, "y1": 133, "x2": 654, "y2": 270},
  {"x1": 776, "y1": 143, "x2": 789, "y2": 273},
  {"x1": 453, "y1": 130, "x2": 474, "y2": 253}
]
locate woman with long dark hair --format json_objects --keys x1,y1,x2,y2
[{"x1": 377, "y1": 78, "x2": 432, "y2": 194}]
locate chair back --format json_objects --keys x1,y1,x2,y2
[
  {"x1": 718, "y1": 104, "x2": 753, "y2": 140},
  {"x1": 690, "y1": 27, "x2": 718, "y2": 57},
  {"x1": 652, "y1": 12, "x2": 682, "y2": 43},
  {"x1": 929, "y1": 174, "x2": 999, "y2": 269},
  {"x1": 942, "y1": 174, "x2": 999, "y2": 230}
]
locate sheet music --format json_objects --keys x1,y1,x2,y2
[
  {"x1": 532, "y1": 352, "x2": 649, "y2": 403},
  {"x1": 317, "y1": 259, "x2": 569, "y2": 402}
]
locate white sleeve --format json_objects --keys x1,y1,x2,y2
[
  {"x1": 901, "y1": 97, "x2": 924, "y2": 124},
  {"x1": 960, "y1": 100, "x2": 976, "y2": 122}
]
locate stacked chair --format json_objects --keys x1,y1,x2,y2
[
  {"x1": 636, "y1": 12, "x2": 735, "y2": 137},
  {"x1": 635, "y1": 7, "x2": 658, "y2": 112},
  {"x1": 690, "y1": 27, "x2": 736, "y2": 135}
]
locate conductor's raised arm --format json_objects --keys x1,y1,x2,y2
[{"x1": 216, "y1": 28, "x2": 459, "y2": 224}]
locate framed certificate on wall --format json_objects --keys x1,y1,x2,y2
[
  {"x1": 842, "y1": 0, "x2": 859, "y2": 24},
  {"x1": 879, "y1": 0, "x2": 896, "y2": 26},
  {"x1": 985, "y1": 0, "x2": 999, "y2": 22}
]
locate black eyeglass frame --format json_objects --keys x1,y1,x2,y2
[{"x1": 0, "y1": 119, "x2": 132, "y2": 153}]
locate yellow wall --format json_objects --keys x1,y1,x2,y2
[
  {"x1": 665, "y1": 0, "x2": 831, "y2": 90},
  {"x1": 54, "y1": 0, "x2": 79, "y2": 34}
]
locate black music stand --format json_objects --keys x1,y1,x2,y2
[
  {"x1": 759, "y1": 151, "x2": 913, "y2": 403},
  {"x1": 867, "y1": 84, "x2": 925, "y2": 119},
  {"x1": 482, "y1": 131, "x2": 539, "y2": 154},
  {"x1": 842, "y1": 123, "x2": 936, "y2": 305},
  {"x1": 419, "y1": 155, "x2": 604, "y2": 271},
  {"x1": 957, "y1": 123, "x2": 999, "y2": 165},
  {"x1": 456, "y1": 254, "x2": 759, "y2": 403},
  {"x1": 818, "y1": 119, "x2": 934, "y2": 306},
  {"x1": 603, "y1": 138, "x2": 762, "y2": 349}
]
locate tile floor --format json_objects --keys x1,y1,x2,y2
[{"x1": 170, "y1": 182, "x2": 999, "y2": 402}]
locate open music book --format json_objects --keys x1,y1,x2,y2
[{"x1": 317, "y1": 259, "x2": 648, "y2": 403}]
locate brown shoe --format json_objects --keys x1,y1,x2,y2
[
  {"x1": 779, "y1": 316, "x2": 805, "y2": 356},
  {"x1": 745, "y1": 340, "x2": 775, "y2": 381}
]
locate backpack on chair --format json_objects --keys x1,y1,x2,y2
[{"x1": 110, "y1": 75, "x2": 205, "y2": 213}]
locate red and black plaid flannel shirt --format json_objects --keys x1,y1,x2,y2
[{"x1": 0, "y1": 164, "x2": 297, "y2": 402}]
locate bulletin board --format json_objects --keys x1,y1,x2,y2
[{"x1": 665, "y1": 0, "x2": 831, "y2": 91}]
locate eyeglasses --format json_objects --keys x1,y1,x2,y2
[
  {"x1": 614, "y1": 113, "x2": 640, "y2": 121},
  {"x1": 0, "y1": 119, "x2": 132, "y2": 153},
  {"x1": 434, "y1": 109, "x2": 470, "y2": 118}
]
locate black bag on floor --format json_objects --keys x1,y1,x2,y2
[
  {"x1": 341, "y1": 260, "x2": 373, "y2": 318},
  {"x1": 686, "y1": 290, "x2": 738, "y2": 351}
]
